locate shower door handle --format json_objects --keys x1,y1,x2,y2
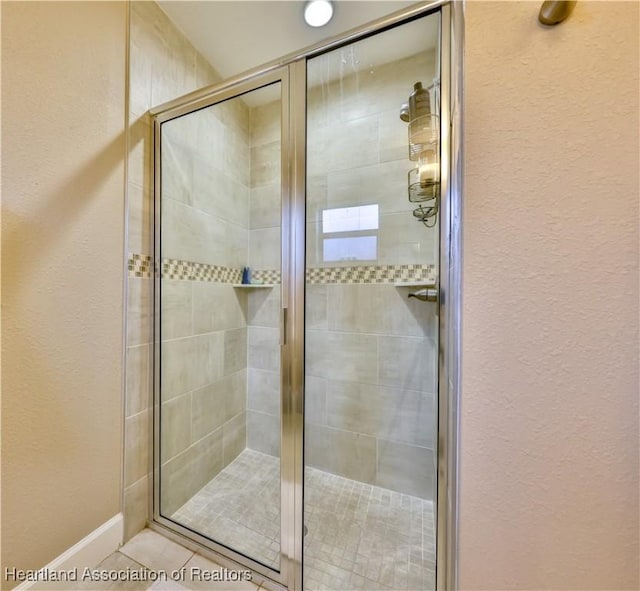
[{"x1": 282, "y1": 307, "x2": 288, "y2": 346}]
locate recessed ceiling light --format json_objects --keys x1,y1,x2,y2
[{"x1": 304, "y1": 0, "x2": 334, "y2": 27}]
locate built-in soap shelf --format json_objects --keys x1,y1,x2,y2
[{"x1": 232, "y1": 284, "x2": 277, "y2": 289}]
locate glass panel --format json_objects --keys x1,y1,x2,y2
[
  {"x1": 304, "y1": 13, "x2": 441, "y2": 591},
  {"x1": 159, "y1": 82, "x2": 282, "y2": 571}
]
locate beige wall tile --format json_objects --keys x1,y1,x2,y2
[
  {"x1": 125, "y1": 410, "x2": 150, "y2": 487},
  {"x1": 218, "y1": 96, "x2": 250, "y2": 142},
  {"x1": 250, "y1": 100, "x2": 281, "y2": 148},
  {"x1": 161, "y1": 279, "x2": 193, "y2": 340},
  {"x1": 192, "y1": 164, "x2": 249, "y2": 229},
  {"x1": 378, "y1": 335, "x2": 436, "y2": 392},
  {"x1": 191, "y1": 382, "x2": 226, "y2": 442},
  {"x1": 163, "y1": 108, "x2": 199, "y2": 148},
  {"x1": 163, "y1": 197, "x2": 244, "y2": 267},
  {"x1": 149, "y1": 43, "x2": 197, "y2": 108},
  {"x1": 305, "y1": 423, "x2": 376, "y2": 484},
  {"x1": 128, "y1": 181, "x2": 153, "y2": 256},
  {"x1": 248, "y1": 227, "x2": 280, "y2": 270},
  {"x1": 248, "y1": 368, "x2": 280, "y2": 415},
  {"x1": 160, "y1": 336, "x2": 193, "y2": 401},
  {"x1": 376, "y1": 439, "x2": 434, "y2": 499},
  {"x1": 123, "y1": 475, "x2": 149, "y2": 542},
  {"x1": 378, "y1": 211, "x2": 438, "y2": 266},
  {"x1": 224, "y1": 369, "x2": 247, "y2": 421},
  {"x1": 191, "y1": 371, "x2": 246, "y2": 443},
  {"x1": 223, "y1": 126, "x2": 250, "y2": 187},
  {"x1": 194, "y1": 107, "x2": 225, "y2": 166},
  {"x1": 306, "y1": 330, "x2": 377, "y2": 384},
  {"x1": 250, "y1": 141, "x2": 281, "y2": 188},
  {"x1": 161, "y1": 428, "x2": 224, "y2": 515},
  {"x1": 305, "y1": 221, "x2": 321, "y2": 267},
  {"x1": 309, "y1": 74, "x2": 372, "y2": 124},
  {"x1": 161, "y1": 197, "x2": 210, "y2": 262},
  {"x1": 368, "y1": 54, "x2": 435, "y2": 114},
  {"x1": 379, "y1": 109, "x2": 410, "y2": 164},
  {"x1": 326, "y1": 380, "x2": 435, "y2": 448},
  {"x1": 161, "y1": 138, "x2": 193, "y2": 205},
  {"x1": 247, "y1": 326, "x2": 280, "y2": 372},
  {"x1": 126, "y1": 344, "x2": 151, "y2": 418},
  {"x1": 306, "y1": 285, "x2": 327, "y2": 330},
  {"x1": 227, "y1": 222, "x2": 250, "y2": 268},
  {"x1": 224, "y1": 328, "x2": 247, "y2": 375},
  {"x1": 196, "y1": 53, "x2": 220, "y2": 88},
  {"x1": 128, "y1": 114, "x2": 151, "y2": 189},
  {"x1": 161, "y1": 393, "x2": 192, "y2": 463},
  {"x1": 127, "y1": 277, "x2": 153, "y2": 346},
  {"x1": 306, "y1": 174, "x2": 328, "y2": 223},
  {"x1": 223, "y1": 411, "x2": 247, "y2": 467},
  {"x1": 306, "y1": 123, "x2": 328, "y2": 177},
  {"x1": 192, "y1": 283, "x2": 247, "y2": 335},
  {"x1": 327, "y1": 116, "x2": 379, "y2": 173},
  {"x1": 304, "y1": 375, "x2": 327, "y2": 426},
  {"x1": 324, "y1": 159, "x2": 413, "y2": 217},
  {"x1": 247, "y1": 410, "x2": 280, "y2": 458},
  {"x1": 161, "y1": 332, "x2": 224, "y2": 400},
  {"x1": 327, "y1": 284, "x2": 437, "y2": 338},
  {"x1": 247, "y1": 285, "x2": 280, "y2": 328},
  {"x1": 129, "y1": 33, "x2": 152, "y2": 118},
  {"x1": 249, "y1": 183, "x2": 280, "y2": 230},
  {"x1": 386, "y1": 286, "x2": 438, "y2": 338}
]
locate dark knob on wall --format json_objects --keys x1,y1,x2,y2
[{"x1": 538, "y1": 0, "x2": 577, "y2": 26}]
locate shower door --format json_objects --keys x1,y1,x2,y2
[
  {"x1": 153, "y1": 67, "x2": 301, "y2": 588},
  {"x1": 303, "y1": 11, "x2": 442, "y2": 591},
  {"x1": 151, "y1": 4, "x2": 455, "y2": 591}
]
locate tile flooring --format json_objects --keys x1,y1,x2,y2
[
  {"x1": 81, "y1": 449, "x2": 434, "y2": 591},
  {"x1": 76, "y1": 529, "x2": 260, "y2": 591},
  {"x1": 172, "y1": 451, "x2": 281, "y2": 569},
  {"x1": 172, "y1": 449, "x2": 435, "y2": 591}
]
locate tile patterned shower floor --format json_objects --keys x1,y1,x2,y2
[{"x1": 173, "y1": 449, "x2": 435, "y2": 591}]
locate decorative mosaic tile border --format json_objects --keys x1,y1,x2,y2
[
  {"x1": 160, "y1": 259, "x2": 243, "y2": 283},
  {"x1": 253, "y1": 269, "x2": 281, "y2": 284},
  {"x1": 306, "y1": 264, "x2": 435, "y2": 285},
  {"x1": 128, "y1": 254, "x2": 154, "y2": 278},
  {"x1": 128, "y1": 255, "x2": 435, "y2": 286}
]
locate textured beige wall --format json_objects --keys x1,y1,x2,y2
[
  {"x1": 461, "y1": 1, "x2": 639, "y2": 588},
  {"x1": 1, "y1": 0, "x2": 126, "y2": 584}
]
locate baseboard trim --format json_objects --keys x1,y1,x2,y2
[{"x1": 12, "y1": 513, "x2": 123, "y2": 591}]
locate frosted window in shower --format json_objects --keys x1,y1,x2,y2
[
  {"x1": 322, "y1": 204, "x2": 379, "y2": 233},
  {"x1": 321, "y1": 204, "x2": 378, "y2": 261}
]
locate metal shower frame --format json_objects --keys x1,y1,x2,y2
[{"x1": 148, "y1": 2, "x2": 463, "y2": 589}]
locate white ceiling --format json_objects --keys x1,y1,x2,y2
[{"x1": 157, "y1": 1, "x2": 438, "y2": 85}]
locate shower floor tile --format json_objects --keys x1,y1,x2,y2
[{"x1": 173, "y1": 449, "x2": 435, "y2": 591}]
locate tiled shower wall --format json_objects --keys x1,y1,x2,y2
[
  {"x1": 124, "y1": 1, "x2": 224, "y2": 541},
  {"x1": 126, "y1": 0, "x2": 440, "y2": 542},
  {"x1": 246, "y1": 100, "x2": 283, "y2": 458},
  {"x1": 158, "y1": 101, "x2": 250, "y2": 515},
  {"x1": 244, "y1": 52, "x2": 439, "y2": 500},
  {"x1": 303, "y1": 51, "x2": 439, "y2": 499}
]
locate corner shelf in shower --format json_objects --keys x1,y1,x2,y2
[{"x1": 232, "y1": 284, "x2": 277, "y2": 289}]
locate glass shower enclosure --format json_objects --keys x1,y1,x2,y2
[{"x1": 151, "y1": 4, "x2": 457, "y2": 590}]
